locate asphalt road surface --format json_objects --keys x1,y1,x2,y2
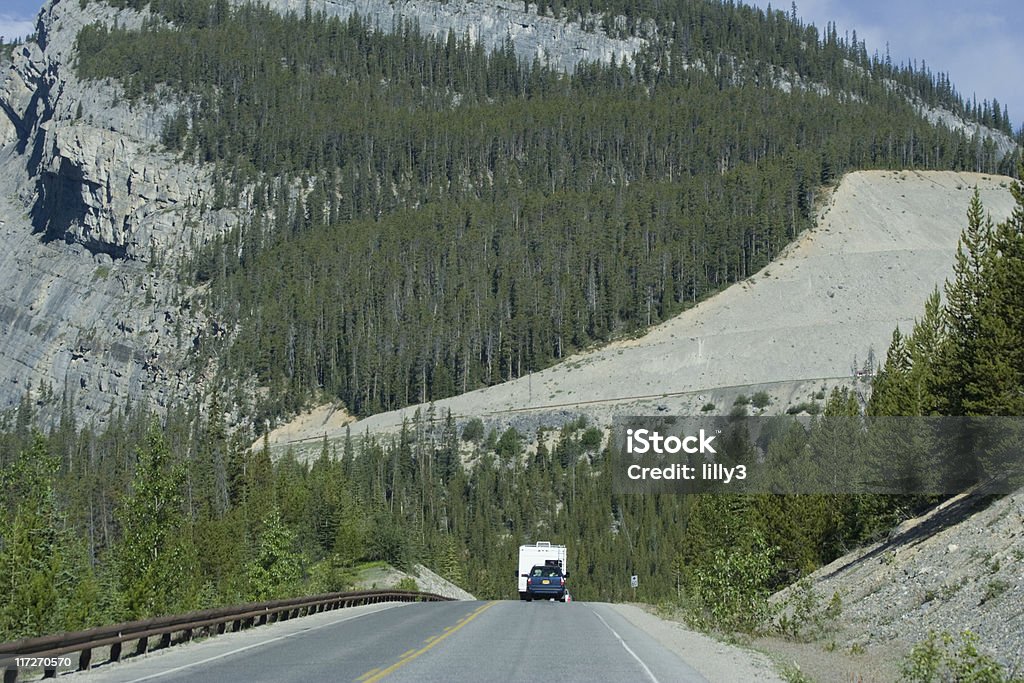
[{"x1": 71, "y1": 600, "x2": 708, "y2": 683}]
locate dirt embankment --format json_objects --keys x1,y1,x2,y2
[{"x1": 759, "y1": 489, "x2": 1024, "y2": 681}]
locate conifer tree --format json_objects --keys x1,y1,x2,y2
[{"x1": 939, "y1": 189, "x2": 994, "y2": 415}]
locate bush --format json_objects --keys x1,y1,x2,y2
[
  {"x1": 580, "y1": 427, "x2": 603, "y2": 450},
  {"x1": 688, "y1": 532, "x2": 780, "y2": 634},
  {"x1": 775, "y1": 579, "x2": 842, "y2": 642},
  {"x1": 395, "y1": 577, "x2": 419, "y2": 592},
  {"x1": 786, "y1": 401, "x2": 821, "y2": 415},
  {"x1": 901, "y1": 630, "x2": 1019, "y2": 683},
  {"x1": 461, "y1": 418, "x2": 485, "y2": 442},
  {"x1": 729, "y1": 404, "x2": 749, "y2": 418},
  {"x1": 701, "y1": 402, "x2": 716, "y2": 412},
  {"x1": 751, "y1": 391, "x2": 772, "y2": 409}
]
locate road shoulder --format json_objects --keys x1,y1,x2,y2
[{"x1": 606, "y1": 603, "x2": 784, "y2": 683}]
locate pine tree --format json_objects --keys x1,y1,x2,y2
[
  {"x1": 0, "y1": 435, "x2": 98, "y2": 639},
  {"x1": 938, "y1": 188, "x2": 993, "y2": 415},
  {"x1": 111, "y1": 425, "x2": 199, "y2": 619}
]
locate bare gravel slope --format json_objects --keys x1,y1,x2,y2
[
  {"x1": 272, "y1": 170, "x2": 1016, "y2": 451},
  {"x1": 761, "y1": 489, "x2": 1024, "y2": 681}
]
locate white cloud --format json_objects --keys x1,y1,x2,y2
[{"x1": 0, "y1": 17, "x2": 35, "y2": 42}]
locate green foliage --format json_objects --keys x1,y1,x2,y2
[
  {"x1": 73, "y1": 2, "x2": 1001, "y2": 421},
  {"x1": 461, "y1": 418, "x2": 485, "y2": 443},
  {"x1": 786, "y1": 401, "x2": 821, "y2": 415},
  {"x1": 0, "y1": 435, "x2": 100, "y2": 637},
  {"x1": 869, "y1": 165, "x2": 1024, "y2": 501},
  {"x1": 395, "y1": 577, "x2": 419, "y2": 592},
  {"x1": 778, "y1": 662, "x2": 816, "y2": 683},
  {"x1": 751, "y1": 391, "x2": 772, "y2": 409},
  {"x1": 368, "y1": 515, "x2": 412, "y2": 572},
  {"x1": 110, "y1": 425, "x2": 201, "y2": 620},
  {"x1": 246, "y1": 508, "x2": 303, "y2": 601},
  {"x1": 901, "y1": 630, "x2": 1021, "y2": 683},
  {"x1": 774, "y1": 579, "x2": 842, "y2": 642},
  {"x1": 687, "y1": 530, "x2": 780, "y2": 634}
]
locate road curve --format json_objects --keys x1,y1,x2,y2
[{"x1": 71, "y1": 600, "x2": 708, "y2": 683}]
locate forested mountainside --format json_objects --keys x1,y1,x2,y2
[{"x1": 72, "y1": 0, "x2": 1020, "y2": 425}]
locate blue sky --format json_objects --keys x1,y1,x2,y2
[
  {"x1": 2, "y1": 0, "x2": 1021, "y2": 129},
  {"x1": 744, "y1": 0, "x2": 1023, "y2": 130}
]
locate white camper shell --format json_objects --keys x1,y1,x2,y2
[{"x1": 518, "y1": 541, "x2": 568, "y2": 600}]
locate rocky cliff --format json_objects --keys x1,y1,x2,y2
[
  {"x1": 263, "y1": 0, "x2": 648, "y2": 72},
  {"x1": 0, "y1": 0, "x2": 230, "y2": 422}
]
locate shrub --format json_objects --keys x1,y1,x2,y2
[
  {"x1": 775, "y1": 579, "x2": 842, "y2": 642},
  {"x1": 786, "y1": 401, "x2": 821, "y2": 415},
  {"x1": 395, "y1": 577, "x2": 419, "y2": 592},
  {"x1": 461, "y1": 418, "x2": 485, "y2": 442},
  {"x1": 901, "y1": 630, "x2": 1018, "y2": 683},
  {"x1": 688, "y1": 532, "x2": 780, "y2": 634}
]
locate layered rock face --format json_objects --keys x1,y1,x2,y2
[
  {"x1": 266, "y1": 0, "x2": 648, "y2": 72},
  {"x1": 0, "y1": 0, "x2": 228, "y2": 422}
]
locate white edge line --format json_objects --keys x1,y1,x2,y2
[
  {"x1": 592, "y1": 609, "x2": 661, "y2": 683},
  {"x1": 121, "y1": 603, "x2": 403, "y2": 683}
]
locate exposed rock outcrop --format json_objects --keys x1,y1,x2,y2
[
  {"x1": 0, "y1": 0, "x2": 228, "y2": 422},
  {"x1": 264, "y1": 0, "x2": 648, "y2": 73}
]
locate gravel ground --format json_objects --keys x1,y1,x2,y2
[
  {"x1": 608, "y1": 603, "x2": 785, "y2": 682},
  {"x1": 759, "y1": 489, "x2": 1024, "y2": 681}
]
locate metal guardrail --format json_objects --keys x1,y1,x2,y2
[{"x1": 0, "y1": 589, "x2": 451, "y2": 681}]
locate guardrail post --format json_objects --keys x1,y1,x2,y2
[
  {"x1": 42, "y1": 665, "x2": 56, "y2": 678},
  {"x1": 182, "y1": 628, "x2": 193, "y2": 642},
  {"x1": 4, "y1": 667, "x2": 18, "y2": 683},
  {"x1": 79, "y1": 648, "x2": 92, "y2": 671},
  {"x1": 135, "y1": 637, "x2": 148, "y2": 656},
  {"x1": 159, "y1": 632, "x2": 171, "y2": 649},
  {"x1": 110, "y1": 642, "x2": 123, "y2": 662}
]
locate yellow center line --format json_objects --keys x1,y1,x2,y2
[
  {"x1": 357, "y1": 602, "x2": 498, "y2": 683},
  {"x1": 399, "y1": 649, "x2": 416, "y2": 659}
]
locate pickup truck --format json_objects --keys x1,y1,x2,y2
[{"x1": 521, "y1": 564, "x2": 568, "y2": 601}]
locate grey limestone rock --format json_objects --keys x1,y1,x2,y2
[{"x1": 0, "y1": 0, "x2": 226, "y2": 424}]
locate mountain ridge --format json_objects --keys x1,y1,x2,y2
[{"x1": 0, "y1": 0, "x2": 1018, "y2": 427}]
